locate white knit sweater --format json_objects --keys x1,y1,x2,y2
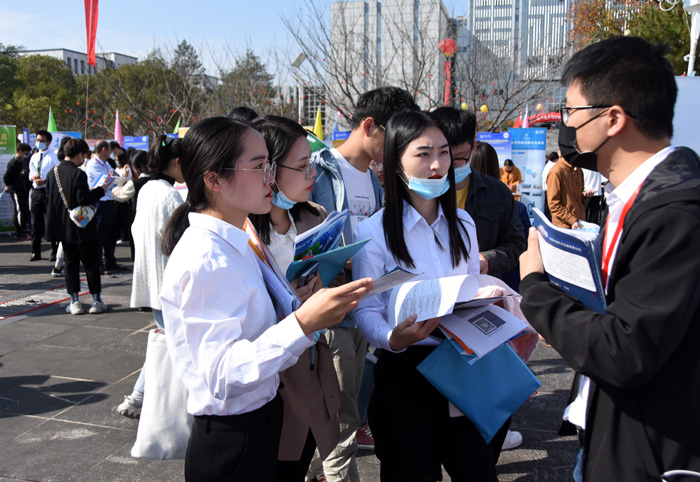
[{"x1": 130, "y1": 179, "x2": 184, "y2": 310}]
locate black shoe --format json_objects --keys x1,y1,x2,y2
[
  {"x1": 105, "y1": 263, "x2": 125, "y2": 272},
  {"x1": 51, "y1": 267, "x2": 64, "y2": 278},
  {"x1": 29, "y1": 253, "x2": 41, "y2": 262}
]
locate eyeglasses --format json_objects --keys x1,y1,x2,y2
[
  {"x1": 223, "y1": 161, "x2": 277, "y2": 185},
  {"x1": 369, "y1": 162, "x2": 383, "y2": 170},
  {"x1": 452, "y1": 145, "x2": 474, "y2": 167},
  {"x1": 277, "y1": 162, "x2": 314, "y2": 180},
  {"x1": 559, "y1": 104, "x2": 612, "y2": 124}
]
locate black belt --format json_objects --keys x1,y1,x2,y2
[{"x1": 194, "y1": 393, "x2": 282, "y2": 433}]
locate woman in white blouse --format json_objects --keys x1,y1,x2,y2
[
  {"x1": 159, "y1": 117, "x2": 373, "y2": 482},
  {"x1": 352, "y1": 110, "x2": 498, "y2": 481},
  {"x1": 117, "y1": 135, "x2": 184, "y2": 419}
]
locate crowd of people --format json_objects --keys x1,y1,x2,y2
[{"x1": 3, "y1": 36, "x2": 699, "y2": 482}]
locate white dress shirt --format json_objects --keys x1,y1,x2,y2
[
  {"x1": 160, "y1": 213, "x2": 314, "y2": 416},
  {"x1": 28, "y1": 149, "x2": 59, "y2": 190},
  {"x1": 352, "y1": 201, "x2": 480, "y2": 351},
  {"x1": 268, "y1": 213, "x2": 297, "y2": 274},
  {"x1": 85, "y1": 156, "x2": 115, "y2": 201}
]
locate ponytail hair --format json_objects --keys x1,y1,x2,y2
[
  {"x1": 161, "y1": 117, "x2": 254, "y2": 255},
  {"x1": 147, "y1": 134, "x2": 181, "y2": 174}
]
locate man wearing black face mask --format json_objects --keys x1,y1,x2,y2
[{"x1": 519, "y1": 37, "x2": 700, "y2": 481}]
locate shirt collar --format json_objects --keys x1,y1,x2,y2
[
  {"x1": 605, "y1": 145, "x2": 676, "y2": 207},
  {"x1": 187, "y1": 212, "x2": 250, "y2": 254},
  {"x1": 402, "y1": 199, "x2": 447, "y2": 231}
]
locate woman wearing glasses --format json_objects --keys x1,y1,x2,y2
[
  {"x1": 248, "y1": 116, "x2": 342, "y2": 482},
  {"x1": 160, "y1": 117, "x2": 372, "y2": 482}
]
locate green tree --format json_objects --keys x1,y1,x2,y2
[
  {"x1": 570, "y1": 0, "x2": 692, "y2": 75},
  {"x1": 0, "y1": 44, "x2": 22, "y2": 122},
  {"x1": 11, "y1": 55, "x2": 78, "y2": 132}
]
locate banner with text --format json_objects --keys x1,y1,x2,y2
[
  {"x1": 510, "y1": 128, "x2": 547, "y2": 214},
  {"x1": 0, "y1": 126, "x2": 18, "y2": 231}
]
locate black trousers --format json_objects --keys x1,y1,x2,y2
[
  {"x1": 94, "y1": 200, "x2": 118, "y2": 269},
  {"x1": 30, "y1": 189, "x2": 58, "y2": 256},
  {"x1": 62, "y1": 242, "x2": 101, "y2": 295},
  {"x1": 275, "y1": 429, "x2": 317, "y2": 482},
  {"x1": 9, "y1": 191, "x2": 28, "y2": 234},
  {"x1": 369, "y1": 347, "x2": 499, "y2": 482},
  {"x1": 185, "y1": 395, "x2": 283, "y2": 482}
]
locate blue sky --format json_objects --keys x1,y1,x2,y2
[{"x1": 1, "y1": 0, "x2": 467, "y2": 76}]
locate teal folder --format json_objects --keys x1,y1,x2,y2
[
  {"x1": 286, "y1": 239, "x2": 370, "y2": 287},
  {"x1": 417, "y1": 339, "x2": 541, "y2": 442}
]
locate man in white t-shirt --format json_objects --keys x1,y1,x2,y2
[{"x1": 308, "y1": 87, "x2": 418, "y2": 482}]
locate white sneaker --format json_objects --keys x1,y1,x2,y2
[
  {"x1": 70, "y1": 301, "x2": 85, "y2": 315},
  {"x1": 89, "y1": 301, "x2": 107, "y2": 314},
  {"x1": 116, "y1": 395, "x2": 142, "y2": 419},
  {"x1": 501, "y1": 430, "x2": 523, "y2": 450}
]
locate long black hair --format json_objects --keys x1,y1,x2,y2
[
  {"x1": 382, "y1": 110, "x2": 470, "y2": 269},
  {"x1": 249, "y1": 115, "x2": 320, "y2": 245},
  {"x1": 162, "y1": 117, "x2": 253, "y2": 255},
  {"x1": 147, "y1": 134, "x2": 181, "y2": 174},
  {"x1": 471, "y1": 142, "x2": 500, "y2": 180}
]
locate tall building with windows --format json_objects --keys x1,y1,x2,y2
[{"x1": 329, "y1": 0, "x2": 451, "y2": 111}]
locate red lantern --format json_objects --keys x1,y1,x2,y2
[{"x1": 438, "y1": 38, "x2": 457, "y2": 58}]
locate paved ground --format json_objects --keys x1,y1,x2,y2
[{"x1": 0, "y1": 235, "x2": 578, "y2": 481}]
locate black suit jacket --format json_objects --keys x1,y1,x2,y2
[
  {"x1": 46, "y1": 161, "x2": 104, "y2": 244},
  {"x1": 520, "y1": 148, "x2": 700, "y2": 481}
]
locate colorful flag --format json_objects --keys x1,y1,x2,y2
[
  {"x1": 47, "y1": 107, "x2": 57, "y2": 132},
  {"x1": 84, "y1": 0, "x2": 99, "y2": 66},
  {"x1": 313, "y1": 107, "x2": 324, "y2": 141},
  {"x1": 173, "y1": 117, "x2": 180, "y2": 135},
  {"x1": 522, "y1": 106, "x2": 530, "y2": 128},
  {"x1": 114, "y1": 109, "x2": 123, "y2": 146}
]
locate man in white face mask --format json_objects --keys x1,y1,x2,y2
[{"x1": 28, "y1": 129, "x2": 60, "y2": 261}]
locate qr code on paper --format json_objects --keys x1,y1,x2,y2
[{"x1": 468, "y1": 310, "x2": 505, "y2": 335}]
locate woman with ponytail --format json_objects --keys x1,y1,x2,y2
[
  {"x1": 116, "y1": 135, "x2": 184, "y2": 418},
  {"x1": 159, "y1": 117, "x2": 373, "y2": 481}
]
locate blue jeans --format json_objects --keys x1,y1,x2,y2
[
  {"x1": 133, "y1": 309, "x2": 164, "y2": 394},
  {"x1": 572, "y1": 447, "x2": 583, "y2": 482}
]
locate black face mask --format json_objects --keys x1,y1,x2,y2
[{"x1": 557, "y1": 110, "x2": 610, "y2": 172}]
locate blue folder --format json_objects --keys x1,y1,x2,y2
[
  {"x1": 286, "y1": 239, "x2": 370, "y2": 287},
  {"x1": 417, "y1": 339, "x2": 541, "y2": 443}
]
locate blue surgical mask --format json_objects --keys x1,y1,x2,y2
[
  {"x1": 454, "y1": 164, "x2": 471, "y2": 184},
  {"x1": 36, "y1": 141, "x2": 47, "y2": 151},
  {"x1": 271, "y1": 189, "x2": 297, "y2": 209},
  {"x1": 400, "y1": 166, "x2": 449, "y2": 200}
]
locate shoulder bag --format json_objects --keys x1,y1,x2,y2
[{"x1": 54, "y1": 166, "x2": 95, "y2": 228}]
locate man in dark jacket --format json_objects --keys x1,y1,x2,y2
[
  {"x1": 519, "y1": 37, "x2": 700, "y2": 481},
  {"x1": 3, "y1": 143, "x2": 31, "y2": 237}
]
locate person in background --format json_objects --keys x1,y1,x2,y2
[
  {"x1": 308, "y1": 87, "x2": 418, "y2": 482},
  {"x1": 431, "y1": 107, "x2": 526, "y2": 454},
  {"x1": 28, "y1": 130, "x2": 60, "y2": 262},
  {"x1": 116, "y1": 135, "x2": 184, "y2": 419},
  {"x1": 159, "y1": 116, "x2": 373, "y2": 481},
  {"x1": 499, "y1": 158, "x2": 522, "y2": 192},
  {"x1": 542, "y1": 151, "x2": 559, "y2": 221},
  {"x1": 368, "y1": 161, "x2": 384, "y2": 186},
  {"x1": 582, "y1": 168, "x2": 605, "y2": 225},
  {"x1": 108, "y1": 140, "x2": 123, "y2": 169},
  {"x1": 115, "y1": 150, "x2": 135, "y2": 247},
  {"x1": 4, "y1": 142, "x2": 32, "y2": 239},
  {"x1": 229, "y1": 105, "x2": 260, "y2": 122},
  {"x1": 45, "y1": 139, "x2": 112, "y2": 315},
  {"x1": 50, "y1": 136, "x2": 75, "y2": 278},
  {"x1": 547, "y1": 149, "x2": 585, "y2": 229},
  {"x1": 352, "y1": 110, "x2": 495, "y2": 481},
  {"x1": 85, "y1": 140, "x2": 123, "y2": 273}
]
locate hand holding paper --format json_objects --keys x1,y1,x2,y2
[{"x1": 388, "y1": 314, "x2": 438, "y2": 352}]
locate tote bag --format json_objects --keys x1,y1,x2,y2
[
  {"x1": 131, "y1": 329, "x2": 193, "y2": 459},
  {"x1": 417, "y1": 339, "x2": 541, "y2": 443}
]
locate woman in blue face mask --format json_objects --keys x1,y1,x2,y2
[
  {"x1": 248, "y1": 116, "x2": 344, "y2": 482},
  {"x1": 351, "y1": 111, "x2": 496, "y2": 481}
]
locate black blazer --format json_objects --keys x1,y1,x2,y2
[{"x1": 46, "y1": 161, "x2": 105, "y2": 244}]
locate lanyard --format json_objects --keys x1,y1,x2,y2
[{"x1": 601, "y1": 182, "x2": 644, "y2": 287}]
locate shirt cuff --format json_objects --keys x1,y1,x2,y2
[{"x1": 278, "y1": 313, "x2": 315, "y2": 355}]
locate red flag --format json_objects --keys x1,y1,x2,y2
[
  {"x1": 84, "y1": 0, "x2": 99, "y2": 66},
  {"x1": 443, "y1": 60, "x2": 451, "y2": 106}
]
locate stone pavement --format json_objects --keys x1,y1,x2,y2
[{"x1": 0, "y1": 235, "x2": 578, "y2": 481}]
